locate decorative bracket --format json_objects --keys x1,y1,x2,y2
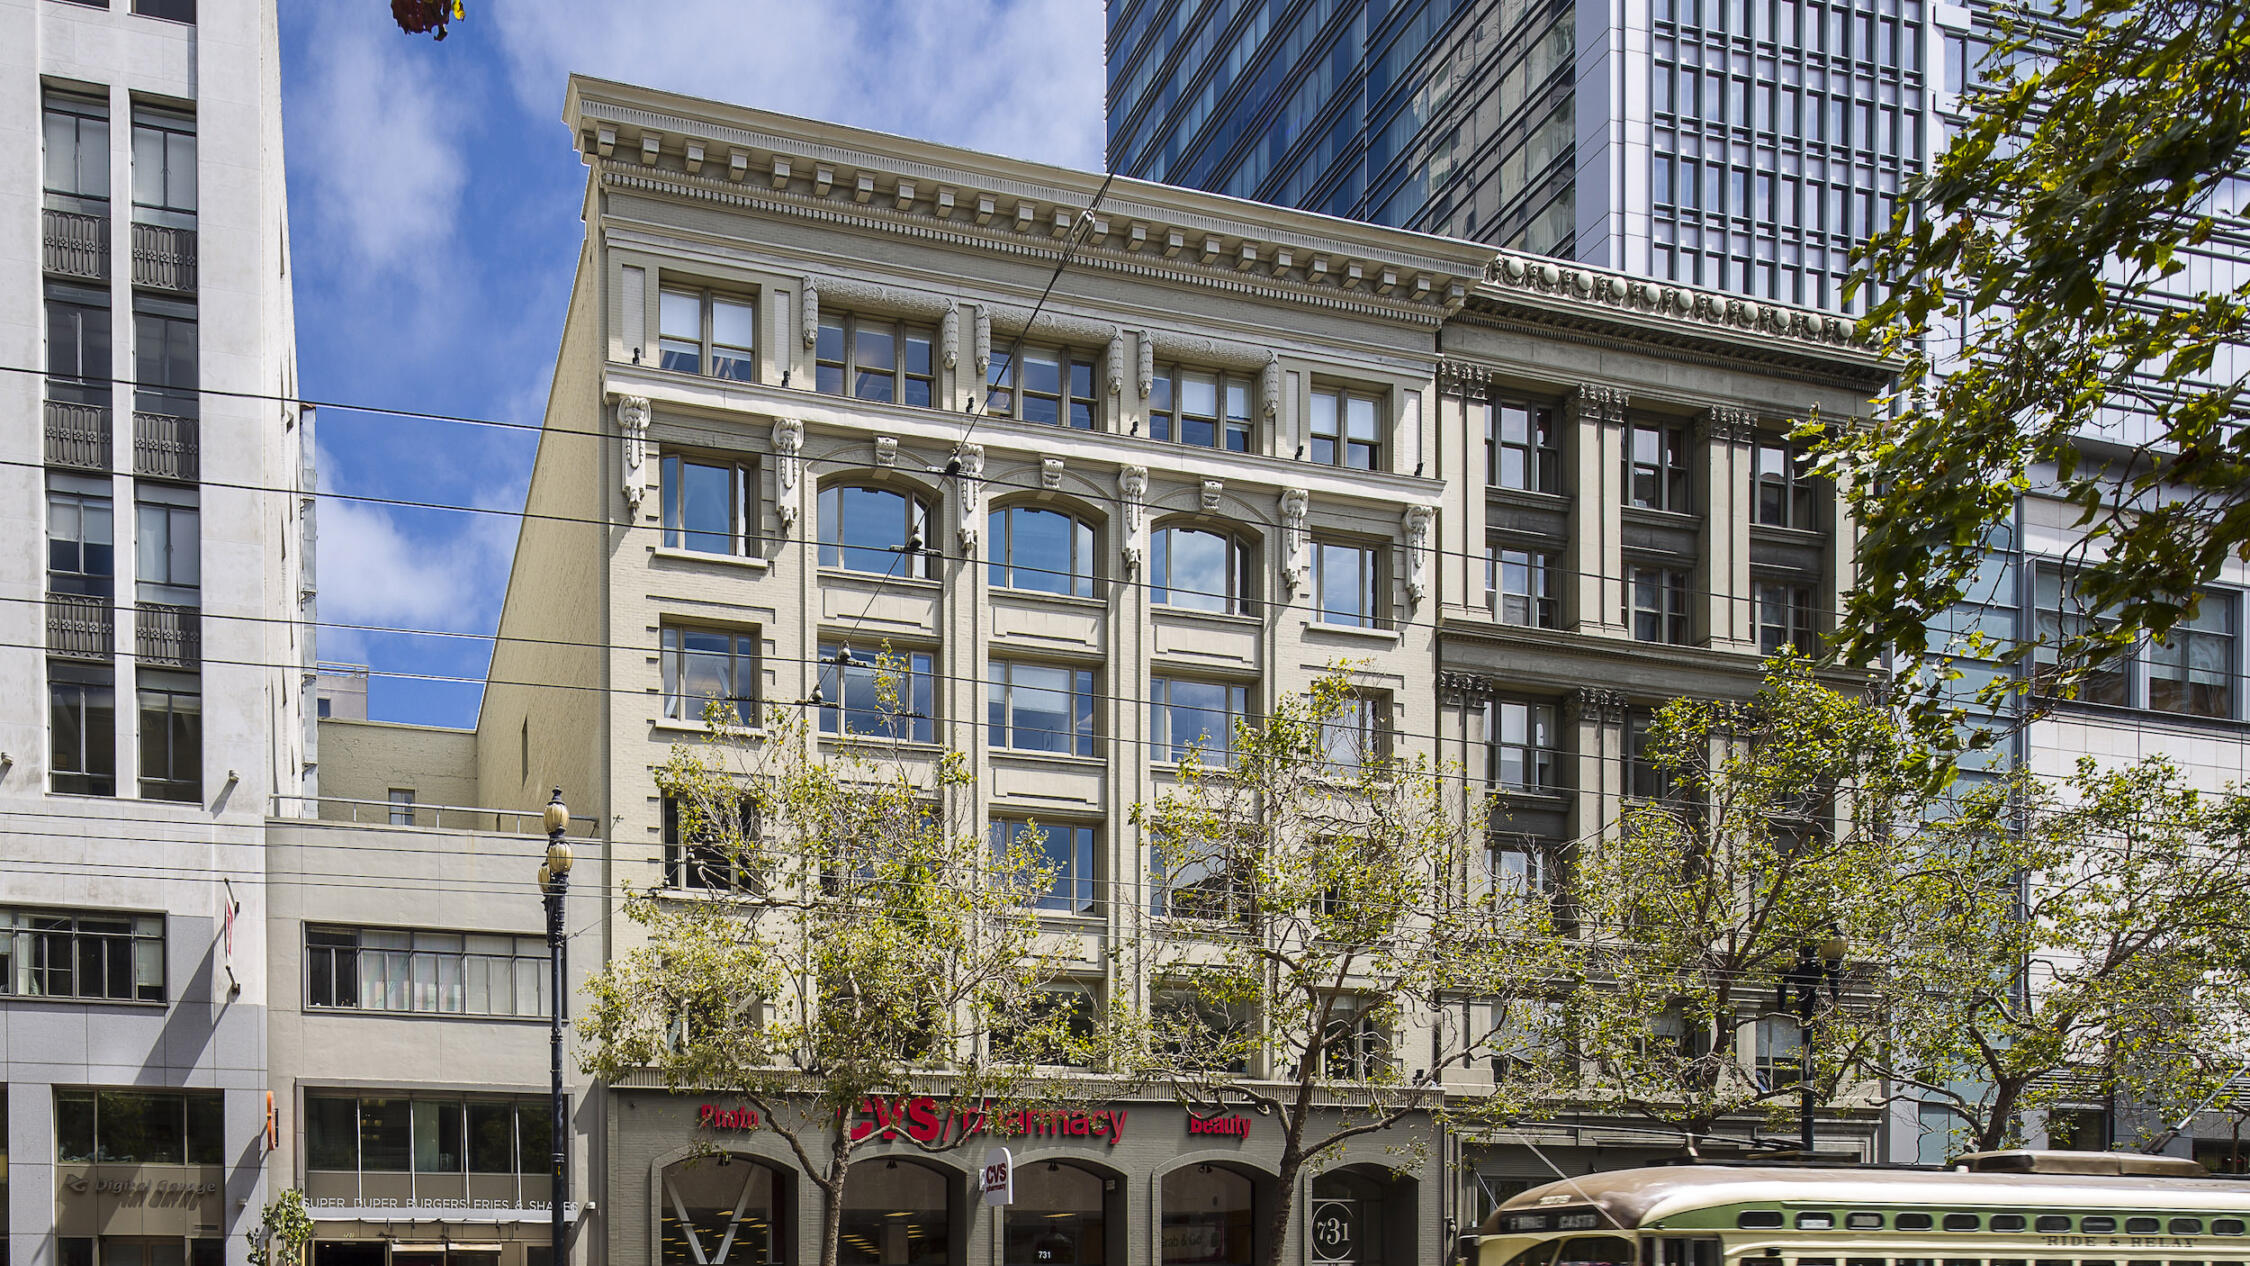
[
  {"x1": 1402, "y1": 504, "x2": 1435, "y2": 605},
  {"x1": 874, "y1": 436, "x2": 898, "y2": 468},
  {"x1": 954, "y1": 444, "x2": 985, "y2": 553},
  {"x1": 772, "y1": 418, "x2": 803, "y2": 533},
  {"x1": 1120, "y1": 466, "x2": 1149, "y2": 572},
  {"x1": 617, "y1": 395, "x2": 651, "y2": 517},
  {"x1": 801, "y1": 277, "x2": 820, "y2": 348},
  {"x1": 1041, "y1": 457, "x2": 1065, "y2": 490},
  {"x1": 1200, "y1": 479, "x2": 1224, "y2": 513},
  {"x1": 1280, "y1": 489, "x2": 1311, "y2": 595}
]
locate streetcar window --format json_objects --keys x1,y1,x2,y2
[
  {"x1": 2037, "y1": 1258, "x2": 2073, "y2": 1265},
  {"x1": 1800, "y1": 1258, "x2": 1838, "y2": 1265},
  {"x1": 1896, "y1": 1215, "x2": 1936, "y2": 1231},
  {"x1": 1894, "y1": 1258, "x2": 1936, "y2": 1266},
  {"x1": 2214, "y1": 1222, "x2": 2247, "y2": 1237},
  {"x1": 1991, "y1": 1217, "x2": 2028, "y2": 1232},
  {"x1": 1501, "y1": 1241, "x2": 1558, "y2": 1266},
  {"x1": 1556, "y1": 1235, "x2": 1636, "y2": 1266},
  {"x1": 1847, "y1": 1258, "x2": 1885, "y2": 1266},
  {"x1": 1946, "y1": 1259, "x2": 1983, "y2": 1266},
  {"x1": 2037, "y1": 1218, "x2": 2074, "y2": 1233},
  {"x1": 1799, "y1": 1214, "x2": 1837, "y2": 1230},
  {"x1": 1848, "y1": 1216, "x2": 1887, "y2": 1231},
  {"x1": 2168, "y1": 1220, "x2": 2204, "y2": 1235},
  {"x1": 2171, "y1": 1260, "x2": 2207, "y2": 1265},
  {"x1": 2127, "y1": 1220, "x2": 2161, "y2": 1235},
  {"x1": 1945, "y1": 1215, "x2": 1983, "y2": 1232},
  {"x1": 2083, "y1": 1219, "x2": 2119, "y2": 1234},
  {"x1": 1992, "y1": 1260, "x2": 2027, "y2": 1266},
  {"x1": 1656, "y1": 1237, "x2": 1722, "y2": 1266},
  {"x1": 1740, "y1": 1213, "x2": 1786, "y2": 1230}
]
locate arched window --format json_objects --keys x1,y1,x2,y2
[
  {"x1": 841, "y1": 1157, "x2": 951, "y2": 1264},
  {"x1": 1150, "y1": 524, "x2": 1253, "y2": 615},
  {"x1": 1003, "y1": 1160, "x2": 1112, "y2": 1265},
  {"x1": 1161, "y1": 1164, "x2": 1257, "y2": 1266},
  {"x1": 819, "y1": 483, "x2": 934, "y2": 578},
  {"x1": 988, "y1": 505, "x2": 1098, "y2": 597},
  {"x1": 661, "y1": 1156, "x2": 785, "y2": 1265}
]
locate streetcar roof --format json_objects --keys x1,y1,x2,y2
[{"x1": 1482, "y1": 1163, "x2": 2250, "y2": 1235}]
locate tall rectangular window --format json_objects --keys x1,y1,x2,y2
[
  {"x1": 47, "y1": 283, "x2": 112, "y2": 407},
  {"x1": 1754, "y1": 580, "x2": 1817, "y2": 656},
  {"x1": 661, "y1": 796, "x2": 756, "y2": 892},
  {"x1": 130, "y1": 105, "x2": 195, "y2": 228},
  {"x1": 659, "y1": 454, "x2": 752, "y2": 556},
  {"x1": 387, "y1": 788, "x2": 415, "y2": 826},
  {"x1": 48, "y1": 475, "x2": 115, "y2": 598},
  {"x1": 43, "y1": 92, "x2": 110, "y2": 211},
  {"x1": 991, "y1": 819, "x2": 1098, "y2": 916},
  {"x1": 137, "y1": 669, "x2": 199, "y2": 802},
  {"x1": 2149, "y1": 596, "x2": 2236, "y2": 719},
  {"x1": 817, "y1": 644, "x2": 935, "y2": 743},
  {"x1": 657, "y1": 286, "x2": 755, "y2": 381},
  {"x1": 987, "y1": 660, "x2": 1097, "y2": 756},
  {"x1": 133, "y1": 295, "x2": 197, "y2": 418},
  {"x1": 988, "y1": 505, "x2": 1097, "y2": 598},
  {"x1": 305, "y1": 925, "x2": 549, "y2": 1017},
  {"x1": 1319, "y1": 690, "x2": 1389, "y2": 771},
  {"x1": 2031, "y1": 565, "x2": 2130, "y2": 706},
  {"x1": 5, "y1": 909, "x2": 162, "y2": 1002},
  {"x1": 50, "y1": 662, "x2": 116, "y2": 797},
  {"x1": 1310, "y1": 386, "x2": 1384, "y2": 470},
  {"x1": 1491, "y1": 700, "x2": 1561, "y2": 792},
  {"x1": 988, "y1": 344, "x2": 1098, "y2": 428},
  {"x1": 816, "y1": 314, "x2": 937, "y2": 407},
  {"x1": 1149, "y1": 365, "x2": 1253, "y2": 451},
  {"x1": 1488, "y1": 547, "x2": 1559, "y2": 628},
  {"x1": 131, "y1": 0, "x2": 196, "y2": 21},
  {"x1": 661, "y1": 625, "x2": 757, "y2": 723},
  {"x1": 1626, "y1": 421, "x2": 1691, "y2": 511},
  {"x1": 135, "y1": 485, "x2": 198, "y2": 605},
  {"x1": 1753, "y1": 439, "x2": 1819, "y2": 529},
  {"x1": 1626, "y1": 566, "x2": 1692, "y2": 644},
  {"x1": 1626, "y1": 712, "x2": 1675, "y2": 800},
  {"x1": 1149, "y1": 677, "x2": 1249, "y2": 766},
  {"x1": 1486, "y1": 401, "x2": 1561, "y2": 492},
  {"x1": 1312, "y1": 539, "x2": 1383, "y2": 628}
]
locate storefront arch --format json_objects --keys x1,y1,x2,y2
[
  {"x1": 840, "y1": 1155, "x2": 960, "y2": 1265},
  {"x1": 1307, "y1": 1164, "x2": 1417, "y2": 1266},
  {"x1": 658, "y1": 1154, "x2": 793, "y2": 1266},
  {"x1": 1156, "y1": 1159, "x2": 1273, "y2": 1266},
  {"x1": 1001, "y1": 1155, "x2": 1124, "y2": 1266}
]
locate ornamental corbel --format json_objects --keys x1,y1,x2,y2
[
  {"x1": 772, "y1": 418, "x2": 803, "y2": 533},
  {"x1": 617, "y1": 395, "x2": 651, "y2": 517},
  {"x1": 942, "y1": 302, "x2": 960, "y2": 371},
  {"x1": 1260, "y1": 352, "x2": 1282, "y2": 422},
  {"x1": 1106, "y1": 327, "x2": 1126, "y2": 398},
  {"x1": 1200, "y1": 479, "x2": 1224, "y2": 513},
  {"x1": 1041, "y1": 457, "x2": 1065, "y2": 490},
  {"x1": 1120, "y1": 465, "x2": 1148, "y2": 572},
  {"x1": 1280, "y1": 488, "x2": 1310, "y2": 596},
  {"x1": 975, "y1": 308, "x2": 992, "y2": 377},
  {"x1": 801, "y1": 277, "x2": 820, "y2": 348},
  {"x1": 954, "y1": 444, "x2": 985, "y2": 553},
  {"x1": 875, "y1": 436, "x2": 898, "y2": 468},
  {"x1": 1401, "y1": 504, "x2": 1434, "y2": 604},
  {"x1": 1136, "y1": 330, "x2": 1154, "y2": 398}
]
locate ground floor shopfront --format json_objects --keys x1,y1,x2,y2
[{"x1": 607, "y1": 1091, "x2": 1444, "y2": 1266}]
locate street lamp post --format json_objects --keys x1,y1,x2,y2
[
  {"x1": 540, "y1": 788, "x2": 573, "y2": 1266},
  {"x1": 1787, "y1": 928, "x2": 1849, "y2": 1153}
]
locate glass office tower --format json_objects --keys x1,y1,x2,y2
[{"x1": 1108, "y1": 0, "x2": 1933, "y2": 313}]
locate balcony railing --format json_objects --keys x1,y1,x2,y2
[
  {"x1": 47, "y1": 593, "x2": 113, "y2": 660},
  {"x1": 275, "y1": 794, "x2": 601, "y2": 836},
  {"x1": 44, "y1": 400, "x2": 112, "y2": 471},
  {"x1": 133, "y1": 411, "x2": 199, "y2": 481},
  {"x1": 42, "y1": 208, "x2": 109, "y2": 280},
  {"x1": 136, "y1": 602, "x2": 200, "y2": 668},
  {"x1": 131, "y1": 222, "x2": 197, "y2": 292}
]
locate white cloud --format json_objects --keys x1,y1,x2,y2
[
  {"x1": 292, "y1": 3, "x2": 472, "y2": 276},
  {"x1": 314, "y1": 493, "x2": 520, "y2": 635},
  {"x1": 485, "y1": 0, "x2": 1105, "y2": 169}
]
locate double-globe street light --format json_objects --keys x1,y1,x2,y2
[{"x1": 539, "y1": 789, "x2": 573, "y2": 1266}]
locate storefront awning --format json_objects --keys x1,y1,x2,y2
[{"x1": 308, "y1": 1208, "x2": 580, "y2": 1226}]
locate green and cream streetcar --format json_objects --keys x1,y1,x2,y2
[{"x1": 1477, "y1": 1152, "x2": 2250, "y2": 1266}]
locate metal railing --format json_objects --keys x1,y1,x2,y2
[
  {"x1": 130, "y1": 222, "x2": 197, "y2": 292},
  {"x1": 44, "y1": 400, "x2": 111, "y2": 470},
  {"x1": 135, "y1": 601, "x2": 200, "y2": 667},
  {"x1": 42, "y1": 207, "x2": 109, "y2": 280},
  {"x1": 275, "y1": 794, "x2": 600, "y2": 837},
  {"x1": 46, "y1": 593, "x2": 113, "y2": 660},
  {"x1": 133, "y1": 411, "x2": 199, "y2": 480}
]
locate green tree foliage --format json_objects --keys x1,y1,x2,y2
[
  {"x1": 577, "y1": 662, "x2": 1076, "y2": 1266},
  {"x1": 1828, "y1": 0, "x2": 2250, "y2": 716},
  {"x1": 1567, "y1": 657, "x2": 1920, "y2": 1140},
  {"x1": 1881, "y1": 756, "x2": 2250, "y2": 1152},
  {"x1": 246, "y1": 1189, "x2": 312, "y2": 1266},
  {"x1": 1117, "y1": 670, "x2": 1569, "y2": 1266}
]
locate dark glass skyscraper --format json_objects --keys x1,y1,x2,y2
[{"x1": 1108, "y1": 0, "x2": 1933, "y2": 313}]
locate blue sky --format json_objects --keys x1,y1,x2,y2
[{"x1": 281, "y1": 0, "x2": 1106, "y2": 727}]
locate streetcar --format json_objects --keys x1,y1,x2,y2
[{"x1": 1475, "y1": 1151, "x2": 2250, "y2": 1266}]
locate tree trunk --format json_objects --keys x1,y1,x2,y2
[
  {"x1": 1975, "y1": 1079, "x2": 2026, "y2": 1152},
  {"x1": 1261, "y1": 1146, "x2": 1304, "y2": 1266},
  {"x1": 816, "y1": 1169, "x2": 846, "y2": 1266}
]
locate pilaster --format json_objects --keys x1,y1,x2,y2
[
  {"x1": 1438, "y1": 361, "x2": 1491, "y2": 618},
  {"x1": 1569, "y1": 384, "x2": 1630, "y2": 636},
  {"x1": 1568, "y1": 686, "x2": 1628, "y2": 861},
  {"x1": 1701, "y1": 405, "x2": 1759, "y2": 652}
]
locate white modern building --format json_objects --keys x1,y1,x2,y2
[{"x1": 1, "y1": 2, "x2": 308, "y2": 1266}]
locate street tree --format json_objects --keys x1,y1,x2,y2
[
  {"x1": 1826, "y1": 0, "x2": 2250, "y2": 716},
  {"x1": 1881, "y1": 755, "x2": 2250, "y2": 1152},
  {"x1": 1565, "y1": 656, "x2": 1919, "y2": 1142},
  {"x1": 1116, "y1": 670, "x2": 1570, "y2": 1266},
  {"x1": 577, "y1": 662, "x2": 1079, "y2": 1266}
]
